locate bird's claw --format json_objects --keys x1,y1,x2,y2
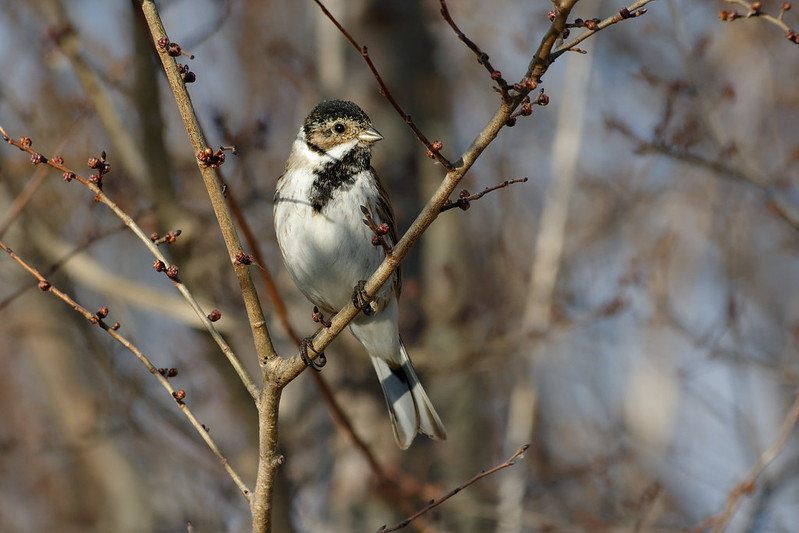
[
  {"x1": 352, "y1": 280, "x2": 373, "y2": 316},
  {"x1": 300, "y1": 337, "x2": 327, "y2": 371}
]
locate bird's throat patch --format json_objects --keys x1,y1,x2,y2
[{"x1": 309, "y1": 145, "x2": 370, "y2": 211}]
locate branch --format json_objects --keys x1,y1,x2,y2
[
  {"x1": 706, "y1": 391, "x2": 799, "y2": 533},
  {"x1": 0, "y1": 125, "x2": 258, "y2": 399},
  {"x1": 550, "y1": 0, "x2": 657, "y2": 61},
  {"x1": 139, "y1": 0, "x2": 275, "y2": 370},
  {"x1": 605, "y1": 117, "x2": 799, "y2": 231},
  {"x1": 0, "y1": 238, "x2": 252, "y2": 499},
  {"x1": 719, "y1": 0, "x2": 799, "y2": 44},
  {"x1": 440, "y1": 178, "x2": 529, "y2": 213},
  {"x1": 0, "y1": 114, "x2": 85, "y2": 239},
  {"x1": 312, "y1": 0, "x2": 454, "y2": 171},
  {"x1": 378, "y1": 445, "x2": 530, "y2": 532},
  {"x1": 0, "y1": 219, "x2": 128, "y2": 312},
  {"x1": 361, "y1": 205, "x2": 394, "y2": 255},
  {"x1": 439, "y1": 0, "x2": 512, "y2": 95}
]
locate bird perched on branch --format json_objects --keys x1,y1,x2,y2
[{"x1": 274, "y1": 99, "x2": 446, "y2": 448}]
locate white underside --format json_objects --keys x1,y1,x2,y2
[
  {"x1": 274, "y1": 134, "x2": 392, "y2": 312},
  {"x1": 274, "y1": 130, "x2": 446, "y2": 447}
]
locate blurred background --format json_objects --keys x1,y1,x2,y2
[{"x1": 1, "y1": 0, "x2": 798, "y2": 531}]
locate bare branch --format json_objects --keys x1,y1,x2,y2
[
  {"x1": 605, "y1": 117, "x2": 799, "y2": 230},
  {"x1": 440, "y1": 177, "x2": 529, "y2": 213},
  {"x1": 0, "y1": 125, "x2": 258, "y2": 399},
  {"x1": 550, "y1": 0, "x2": 658, "y2": 61},
  {"x1": 705, "y1": 391, "x2": 799, "y2": 533},
  {"x1": 439, "y1": 0, "x2": 512, "y2": 96},
  {"x1": 311, "y1": 0, "x2": 455, "y2": 171},
  {"x1": 0, "y1": 238, "x2": 252, "y2": 499},
  {"x1": 378, "y1": 445, "x2": 530, "y2": 532},
  {"x1": 719, "y1": 0, "x2": 799, "y2": 44}
]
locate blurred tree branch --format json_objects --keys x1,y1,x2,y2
[
  {"x1": 696, "y1": 390, "x2": 799, "y2": 533},
  {"x1": 606, "y1": 117, "x2": 799, "y2": 230}
]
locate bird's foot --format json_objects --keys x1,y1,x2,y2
[
  {"x1": 300, "y1": 337, "x2": 326, "y2": 371},
  {"x1": 352, "y1": 280, "x2": 373, "y2": 316}
]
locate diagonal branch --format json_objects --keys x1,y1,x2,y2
[
  {"x1": 707, "y1": 391, "x2": 799, "y2": 533},
  {"x1": 719, "y1": 0, "x2": 799, "y2": 44},
  {"x1": 0, "y1": 238, "x2": 252, "y2": 499},
  {"x1": 312, "y1": 0, "x2": 454, "y2": 171},
  {"x1": 439, "y1": 0, "x2": 512, "y2": 96},
  {"x1": 0, "y1": 126, "x2": 258, "y2": 399},
  {"x1": 605, "y1": 117, "x2": 799, "y2": 231},
  {"x1": 440, "y1": 177, "x2": 529, "y2": 213},
  {"x1": 550, "y1": 0, "x2": 656, "y2": 61},
  {"x1": 378, "y1": 445, "x2": 529, "y2": 532}
]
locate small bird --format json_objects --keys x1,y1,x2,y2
[{"x1": 274, "y1": 99, "x2": 446, "y2": 449}]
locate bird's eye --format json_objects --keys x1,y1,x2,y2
[{"x1": 333, "y1": 123, "x2": 346, "y2": 134}]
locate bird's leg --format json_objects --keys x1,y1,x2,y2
[
  {"x1": 352, "y1": 280, "x2": 374, "y2": 316},
  {"x1": 300, "y1": 337, "x2": 327, "y2": 371}
]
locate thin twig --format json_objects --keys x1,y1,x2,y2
[
  {"x1": 0, "y1": 220, "x2": 130, "y2": 312},
  {"x1": 440, "y1": 177, "x2": 528, "y2": 212},
  {"x1": 0, "y1": 125, "x2": 259, "y2": 400},
  {"x1": 0, "y1": 114, "x2": 85, "y2": 238},
  {"x1": 720, "y1": 0, "x2": 799, "y2": 44},
  {"x1": 605, "y1": 118, "x2": 799, "y2": 230},
  {"x1": 0, "y1": 238, "x2": 252, "y2": 499},
  {"x1": 378, "y1": 445, "x2": 530, "y2": 532},
  {"x1": 439, "y1": 0, "x2": 511, "y2": 96},
  {"x1": 312, "y1": 0, "x2": 454, "y2": 171},
  {"x1": 47, "y1": 5, "x2": 153, "y2": 191},
  {"x1": 707, "y1": 391, "x2": 799, "y2": 532},
  {"x1": 360, "y1": 205, "x2": 393, "y2": 255},
  {"x1": 550, "y1": 0, "x2": 657, "y2": 61}
]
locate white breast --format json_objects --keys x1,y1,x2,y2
[{"x1": 274, "y1": 137, "x2": 390, "y2": 312}]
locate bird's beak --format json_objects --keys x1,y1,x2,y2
[{"x1": 359, "y1": 127, "x2": 383, "y2": 144}]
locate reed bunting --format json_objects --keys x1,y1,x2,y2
[{"x1": 273, "y1": 99, "x2": 446, "y2": 448}]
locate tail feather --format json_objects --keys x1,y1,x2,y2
[{"x1": 370, "y1": 341, "x2": 446, "y2": 449}]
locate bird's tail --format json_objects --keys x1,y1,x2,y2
[{"x1": 370, "y1": 340, "x2": 446, "y2": 449}]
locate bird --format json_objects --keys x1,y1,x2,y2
[{"x1": 273, "y1": 99, "x2": 446, "y2": 449}]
